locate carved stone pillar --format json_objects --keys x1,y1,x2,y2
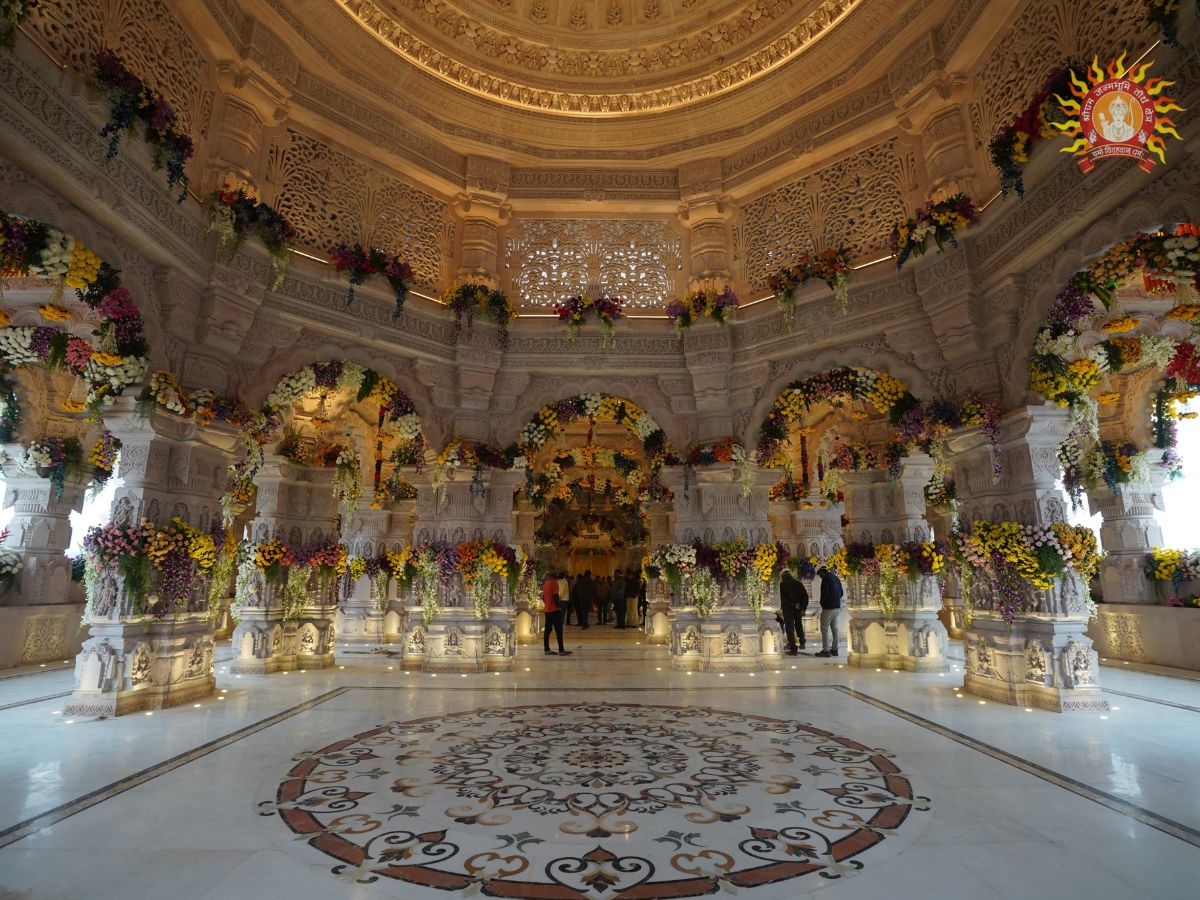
[
  {"x1": 64, "y1": 398, "x2": 234, "y2": 716},
  {"x1": 455, "y1": 157, "x2": 511, "y2": 285},
  {"x1": 1087, "y1": 454, "x2": 1166, "y2": 607},
  {"x1": 660, "y1": 464, "x2": 779, "y2": 670},
  {"x1": 336, "y1": 495, "x2": 393, "y2": 645},
  {"x1": 0, "y1": 456, "x2": 88, "y2": 667},
  {"x1": 791, "y1": 494, "x2": 845, "y2": 646},
  {"x1": 231, "y1": 459, "x2": 338, "y2": 673},
  {"x1": 401, "y1": 468, "x2": 521, "y2": 671},
  {"x1": 677, "y1": 158, "x2": 734, "y2": 291},
  {"x1": 206, "y1": 19, "x2": 294, "y2": 194},
  {"x1": 839, "y1": 456, "x2": 948, "y2": 671},
  {"x1": 947, "y1": 407, "x2": 1108, "y2": 711}
]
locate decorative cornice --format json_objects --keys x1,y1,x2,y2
[{"x1": 335, "y1": 0, "x2": 864, "y2": 116}]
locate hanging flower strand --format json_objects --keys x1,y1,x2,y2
[{"x1": 328, "y1": 243, "x2": 414, "y2": 318}]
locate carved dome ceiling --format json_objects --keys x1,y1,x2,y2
[{"x1": 267, "y1": 0, "x2": 953, "y2": 161}]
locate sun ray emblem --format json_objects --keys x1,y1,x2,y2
[{"x1": 1053, "y1": 51, "x2": 1184, "y2": 173}]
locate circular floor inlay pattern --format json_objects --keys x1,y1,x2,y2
[{"x1": 265, "y1": 702, "x2": 929, "y2": 897}]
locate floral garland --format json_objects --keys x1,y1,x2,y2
[
  {"x1": 206, "y1": 186, "x2": 296, "y2": 291},
  {"x1": 757, "y1": 368, "x2": 1001, "y2": 484},
  {"x1": 554, "y1": 295, "x2": 625, "y2": 349},
  {"x1": 0, "y1": 0, "x2": 35, "y2": 49},
  {"x1": 827, "y1": 439, "x2": 909, "y2": 482},
  {"x1": 1030, "y1": 228, "x2": 1200, "y2": 493},
  {"x1": 1143, "y1": 547, "x2": 1200, "y2": 606},
  {"x1": 442, "y1": 283, "x2": 518, "y2": 349},
  {"x1": 767, "y1": 247, "x2": 854, "y2": 324},
  {"x1": 0, "y1": 527, "x2": 21, "y2": 592},
  {"x1": 1059, "y1": 439, "x2": 1156, "y2": 506},
  {"x1": 328, "y1": 243, "x2": 414, "y2": 318},
  {"x1": 889, "y1": 194, "x2": 979, "y2": 270},
  {"x1": 147, "y1": 362, "x2": 424, "y2": 521},
  {"x1": 0, "y1": 212, "x2": 150, "y2": 413},
  {"x1": 686, "y1": 569, "x2": 720, "y2": 619},
  {"x1": 83, "y1": 517, "x2": 221, "y2": 619},
  {"x1": 457, "y1": 538, "x2": 521, "y2": 619},
  {"x1": 952, "y1": 520, "x2": 1100, "y2": 624},
  {"x1": 683, "y1": 438, "x2": 753, "y2": 499},
  {"x1": 16, "y1": 436, "x2": 83, "y2": 499},
  {"x1": 331, "y1": 446, "x2": 362, "y2": 522},
  {"x1": 519, "y1": 393, "x2": 674, "y2": 470},
  {"x1": 988, "y1": 67, "x2": 1074, "y2": 198},
  {"x1": 665, "y1": 287, "x2": 739, "y2": 331},
  {"x1": 91, "y1": 50, "x2": 194, "y2": 203},
  {"x1": 644, "y1": 543, "x2": 696, "y2": 596},
  {"x1": 432, "y1": 438, "x2": 514, "y2": 502}
]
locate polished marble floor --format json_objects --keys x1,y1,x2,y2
[{"x1": 1, "y1": 627, "x2": 1199, "y2": 899}]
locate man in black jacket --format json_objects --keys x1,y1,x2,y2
[
  {"x1": 574, "y1": 570, "x2": 596, "y2": 629},
  {"x1": 815, "y1": 566, "x2": 844, "y2": 657},
  {"x1": 779, "y1": 570, "x2": 808, "y2": 655}
]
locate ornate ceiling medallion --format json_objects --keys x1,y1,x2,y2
[{"x1": 334, "y1": 0, "x2": 864, "y2": 116}]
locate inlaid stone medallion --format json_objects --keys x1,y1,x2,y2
[{"x1": 264, "y1": 702, "x2": 929, "y2": 897}]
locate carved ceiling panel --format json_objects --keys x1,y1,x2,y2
[
  {"x1": 969, "y1": 0, "x2": 1148, "y2": 151},
  {"x1": 264, "y1": 129, "x2": 450, "y2": 291},
  {"x1": 505, "y1": 219, "x2": 683, "y2": 308},
  {"x1": 736, "y1": 139, "x2": 917, "y2": 289},
  {"x1": 24, "y1": 0, "x2": 211, "y2": 137}
]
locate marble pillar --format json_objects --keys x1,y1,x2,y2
[
  {"x1": 949, "y1": 407, "x2": 1108, "y2": 711},
  {"x1": 64, "y1": 399, "x2": 234, "y2": 716},
  {"x1": 1087, "y1": 452, "x2": 1166, "y2": 607},
  {"x1": 231, "y1": 458, "x2": 338, "y2": 673},
  {"x1": 0, "y1": 461, "x2": 87, "y2": 668},
  {"x1": 839, "y1": 456, "x2": 949, "y2": 671}
]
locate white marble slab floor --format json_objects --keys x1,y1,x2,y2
[{"x1": 0, "y1": 631, "x2": 1197, "y2": 899}]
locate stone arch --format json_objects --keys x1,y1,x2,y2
[
  {"x1": 495, "y1": 377, "x2": 690, "y2": 453},
  {"x1": 244, "y1": 351, "x2": 440, "y2": 447},
  {"x1": 1008, "y1": 174, "x2": 1200, "y2": 402},
  {"x1": 745, "y1": 347, "x2": 935, "y2": 450}
]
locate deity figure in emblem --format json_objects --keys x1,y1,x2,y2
[{"x1": 1097, "y1": 94, "x2": 1135, "y2": 143}]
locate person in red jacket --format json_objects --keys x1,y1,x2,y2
[{"x1": 542, "y1": 572, "x2": 572, "y2": 656}]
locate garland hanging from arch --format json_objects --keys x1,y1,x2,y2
[
  {"x1": 517, "y1": 393, "x2": 676, "y2": 468},
  {"x1": 767, "y1": 247, "x2": 854, "y2": 324},
  {"x1": 0, "y1": 211, "x2": 150, "y2": 415}
]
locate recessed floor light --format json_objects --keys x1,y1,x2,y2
[
  {"x1": 1112, "y1": 706, "x2": 1120, "y2": 711},
  {"x1": 1100, "y1": 715, "x2": 1109, "y2": 720},
  {"x1": 144, "y1": 711, "x2": 153, "y2": 716},
  {"x1": 461, "y1": 674, "x2": 467, "y2": 678},
  {"x1": 51, "y1": 710, "x2": 61, "y2": 715},
  {"x1": 719, "y1": 673, "x2": 725, "y2": 677},
  {"x1": 218, "y1": 697, "x2": 225, "y2": 701},
  {"x1": 1025, "y1": 708, "x2": 1032, "y2": 712},
  {"x1": 64, "y1": 719, "x2": 75, "y2": 724},
  {"x1": 431, "y1": 673, "x2": 438, "y2": 677},
  {"x1": 978, "y1": 701, "x2": 986, "y2": 705},
  {"x1": 386, "y1": 666, "x2": 394, "y2": 670},
  {"x1": 339, "y1": 666, "x2": 345, "y2": 670},
  {"x1": 193, "y1": 704, "x2": 201, "y2": 708}
]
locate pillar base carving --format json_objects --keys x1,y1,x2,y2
[
  {"x1": 400, "y1": 607, "x2": 515, "y2": 671},
  {"x1": 63, "y1": 612, "x2": 216, "y2": 717},
  {"x1": 669, "y1": 608, "x2": 776, "y2": 671},
  {"x1": 847, "y1": 609, "x2": 950, "y2": 671},
  {"x1": 963, "y1": 615, "x2": 1108, "y2": 712},
  {"x1": 846, "y1": 574, "x2": 950, "y2": 671},
  {"x1": 0, "y1": 602, "x2": 86, "y2": 668}
]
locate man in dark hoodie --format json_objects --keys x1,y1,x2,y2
[
  {"x1": 815, "y1": 566, "x2": 844, "y2": 657},
  {"x1": 779, "y1": 569, "x2": 808, "y2": 655},
  {"x1": 574, "y1": 570, "x2": 596, "y2": 629}
]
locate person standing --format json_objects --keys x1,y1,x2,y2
[
  {"x1": 608, "y1": 570, "x2": 626, "y2": 628},
  {"x1": 779, "y1": 569, "x2": 808, "y2": 655},
  {"x1": 624, "y1": 570, "x2": 639, "y2": 628},
  {"x1": 558, "y1": 571, "x2": 574, "y2": 625},
  {"x1": 636, "y1": 575, "x2": 648, "y2": 626},
  {"x1": 574, "y1": 570, "x2": 595, "y2": 629},
  {"x1": 542, "y1": 572, "x2": 572, "y2": 655},
  {"x1": 596, "y1": 574, "x2": 611, "y2": 625},
  {"x1": 815, "y1": 566, "x2": 844, "y2": 658}
]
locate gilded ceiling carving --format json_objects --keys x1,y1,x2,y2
[
  {"x1": 24, "y1": 0, "x2": 210, "y2": 136},
  {"x1": 264, "y1": 130, "x2": 451, "y2": 290},
  {"x1": 505, "y1": 219, "x2": 683, "y2": 308},
  {"x1": 735, "y1": 139, "x2": 918, "y2": 290},
  {"x1": 334, "y1": 0, "x2": 865, "y2": 114}
]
